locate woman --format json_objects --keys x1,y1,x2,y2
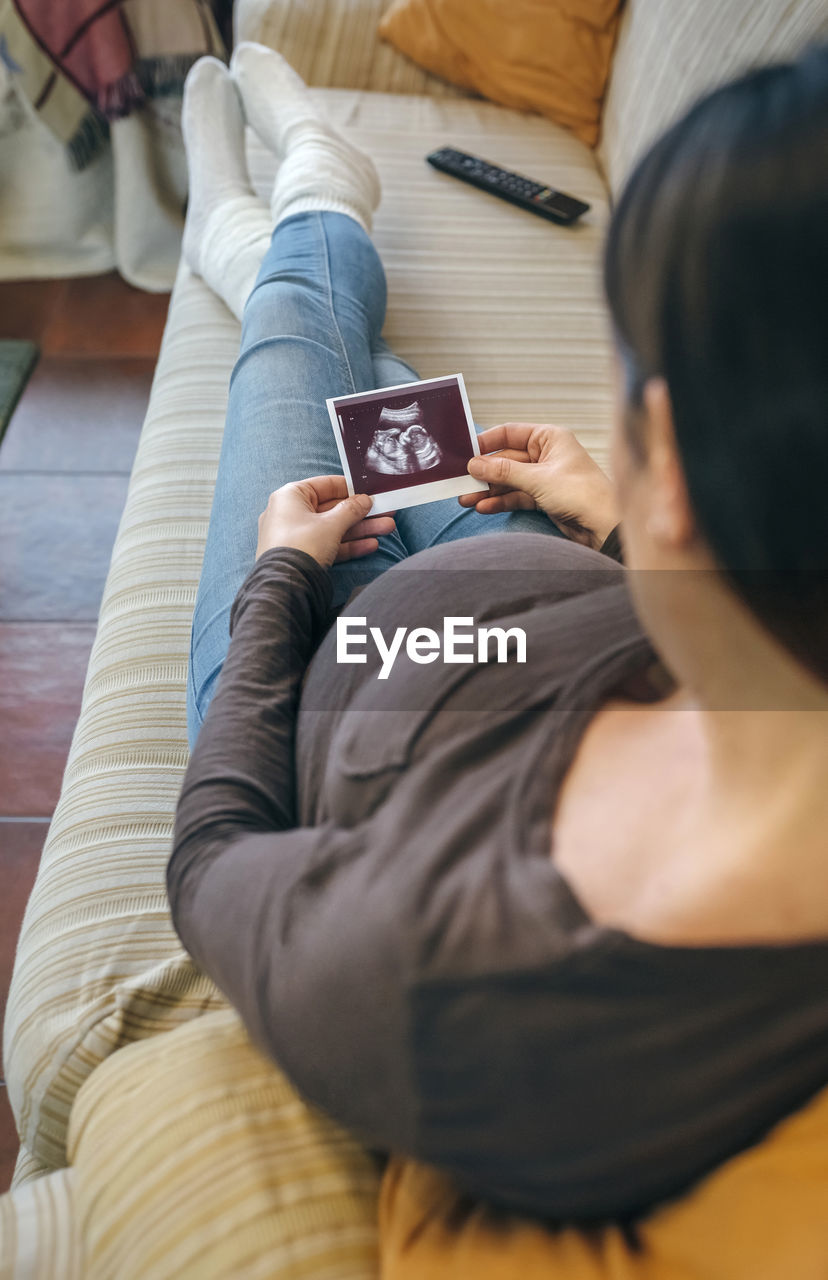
[{"x1": 170, "y1": 43, "x2": 828, "y2": 1221}]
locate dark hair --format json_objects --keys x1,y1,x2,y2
[{"x1": 604, "y1": 45, "x2": 828, "y2": 683}]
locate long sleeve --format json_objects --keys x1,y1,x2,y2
[
  {"x1": 167, "y1": 547, "x2": 419, "y2": 1151},
  {"x1": 171, "y1": 546, "x2": 331, "y2": 866}
]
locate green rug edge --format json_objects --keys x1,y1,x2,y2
[{"x1": 0, "y1": 339, "x2": 40, "y2": 447}]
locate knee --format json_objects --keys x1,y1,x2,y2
[
  {"x1": 242, "y1": 213, "x2": 387, "y2": 344},
  {"x1": 241, "y1": 273, "x2": 313, "y2": 347}
]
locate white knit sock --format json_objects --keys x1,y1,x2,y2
[
  {"x1": 230, "y1": 42, "x2": 381, "y2": 233},
  {"x1": 181, "y1": 57, "x2": 272, "y2": 321}
]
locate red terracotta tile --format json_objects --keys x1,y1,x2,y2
[
  {"x1": 0, "y1": 1087, "x2": 20, "y2": 1193},
  {"x1": 0, "y1": 356, "x2": 153, "y2": 472},
  {"x1": 0, "y1": 821, "x2": 45, "y2": 1030},
  {"x1": 42, "y1": 272, "x2": 170, "y2": 358},
  {"x1": 0, "y1": 280, "x2": 66, "y2": 343},
  {"x1": 0, "y1": 473, "x2": 129, "y2": 621},
  {"x1": 0, "y1": 624, "x2": 94, "y2": 816}
]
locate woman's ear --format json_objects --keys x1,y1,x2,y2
[{"x1": 641, "y1": 377, "x2": 696, "y2": 549}]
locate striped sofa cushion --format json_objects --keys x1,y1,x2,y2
[
  {"x1": 66, "y1": 1008, "x2": 380, "y2": 1280},
  {"x1": 3, "y1": 273, "x2": 237, "y2": 1177},
  {"x1": 0, "y1": 1167, "x2": 81, "y2": 1280},
  {"x1": 599, "y1": 0, "x2": 828, "y2": 196},
  {"x1": 4, "y1": 88, "x2": 613, "y2": 1180},
  {"x1": 236, "y1": 0, "x2": 469, "y2": 96}
]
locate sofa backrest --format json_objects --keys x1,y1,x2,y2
[
  {"x1": 235, "y1": 0, "x2": 468, "y2": 96},
  {"x1": 599, "y1": 0, "x2": 828, "y2": 197}
]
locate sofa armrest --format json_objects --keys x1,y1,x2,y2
[{"x1": 235, "y1": 0, "x2": 470, "y2": 97}]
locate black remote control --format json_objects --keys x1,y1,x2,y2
[{"x1": 426, "y1": 147, "x2": 590, "y2": 226}]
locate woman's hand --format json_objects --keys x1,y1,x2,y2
[
  {"x1": 256, "y1": 476, "x2": 395, "y2": 568},
  {"x1": 460, "y1": 424, "x2": 619, "y2": 550}
]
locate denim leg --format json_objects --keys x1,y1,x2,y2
[
  {"x1": 370, "y1": 335, "x2": 420, "y2": 392},
  {"x1": 187, "y1": 211, "x2": 408, "y2": 746}
]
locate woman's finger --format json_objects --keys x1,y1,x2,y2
[
  {"x1": 473, "y1": 491, "x2": 537, "y2": 514},
  {"x1": 467, "y1": 448, "x2": 552, "y2": 501},
  {"x1": 300, "y1": 475, "x2": 351, "y2": 506},
  {"x1": 458, "y1": 483, "x2": 520, "y2": 505},
  {"x1": 458, "y1": 446, "x2": 534, "y2": 506},
  {"x1": 475, "y1": 424, "x2": 535, "y2": 455},
  {"x1": 317, "y1": 498, "x2": 397, "y2": 518},
  {"x1": 341, "y1": 515, "x2": 396, "y2": 541},
  {"x1": 494, "y1": 448, "x2": 534, "y2": 465},
  {"x1": 458, "y1": 490, "x2": 536, "y2": 512},
  {"x1": 335, "y1": 536, "x2": 379, "y2": 561}
]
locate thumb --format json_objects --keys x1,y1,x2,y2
[
  {"x1": 324, "y1": 492, "x2": 372, "y2": 532},
  {"x1": 468, "y1": 453, "x2": 540, "y2": 496}
]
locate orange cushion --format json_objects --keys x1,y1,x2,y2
[
  {"x1": 379, "y1": 1082, "x2": 828, "y2": 1279},
  {"x1": 378, "y1": 0, "x2": 624, "y2": 147}
]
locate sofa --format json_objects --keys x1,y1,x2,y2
[{"x1": 2, "y1": 0, "x2": 827, "y2": 1275}]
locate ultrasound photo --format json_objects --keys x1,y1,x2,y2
[
  {"x1": 364, "y1": 401, "x2": 443, "y2": 475},
  {"x1": 327, "y1": 374, "x2": 488, "y2": 515}
]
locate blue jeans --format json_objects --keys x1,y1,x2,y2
[{"x1": 187, "y1": 211, "x2": 557, "y2": 747}]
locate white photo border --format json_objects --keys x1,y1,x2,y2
[{"x1": 326, "y1": 373, "x2": 488, "y2": 515}]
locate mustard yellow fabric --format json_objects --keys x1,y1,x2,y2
[
  {"x1": 379, "y1": 1083, "x2": 828, "y2": 1279},
  {"x1": 378, "y1": 0, "x2": 623, "y2": 146}
]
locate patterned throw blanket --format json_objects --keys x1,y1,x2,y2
[{"x1": 0, "y1": 0, "x2": 230, "y2": 167}]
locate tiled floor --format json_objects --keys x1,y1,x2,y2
[{"x1": 0, "y1": 273, "x2": 169, "y2": 1192}]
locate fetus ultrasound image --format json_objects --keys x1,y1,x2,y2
[
  {"x1": 335, "y1": 379, "x2": 476, "y2": 497},
  {"x1": 364, "y1": 401, "x2": 442, "y2": 475}
]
